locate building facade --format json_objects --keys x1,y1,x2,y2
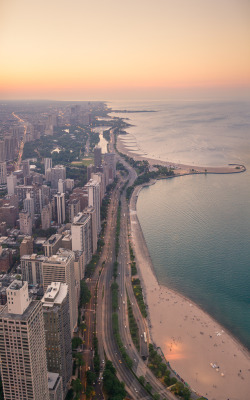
[
  {"x1": 42, "y1": 282, "x2": 72, "y2": 396},
  {"x1": 0, "y1": 280, "x2": 49, "y2": 400},
  {"x1": 42, "y1": 249, "x2": 77, "y2": 335}
]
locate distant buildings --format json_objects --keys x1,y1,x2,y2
[
  {"x1": 44, "y1": 157, "x2": 52, "y2": 173},
  {"x1": 0, "y1": 280, "x2": 49, "y2": 400},
  {"x1": 0, "y1": 162, "x2": 7, "y2": 184},
  {"x1": 22, "y1": 159, "x2": 30, "y2": 178},
  {"x1": 41, "y1": 204, "x2": 52, "y2": 230},
  {"x1": 23, "y1": 192, "x2": 35, "y2": 222},
  {"x1": 19, "y1": 210, "x2": 32, "y2": 235},
  {"x1": 7, "y1": 173, "x2": 17, "y2": 195},
  {"x1": 94, "y1": 146, "x2": 102, "y2": 168},
  {"x1": 46, "y1": 165, "x2": 66, "y2": 189},
  {"x1": 104, "y1": 152, "x2": 116, "y2": 184},
  {"x1": 20, "y1": 236, "x2": 34, "y2": 257},
  {"x1": 54, "y1": 192, "x2": 66, "y2": 225}
]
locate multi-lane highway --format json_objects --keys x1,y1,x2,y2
[{"x1": 94, "y1": 132, "x2": 177, "y2": 399}]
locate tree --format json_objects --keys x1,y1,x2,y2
[
  {"x1": 138, "y1": 376, "x2": 145, "y2": 385},
  {"x1": 75, "y1": 353, "x2": 84, "y2": 368},
  {"x1": 72, "y1": 337, "x2": 82, "y2": 350},
  {"x1": 183, "y1": 387, "x2": 191, "y2": 400},
  {"x1": 79, "y1": 322, "x2": 87, "y2": 335},
  {"x1": 145, "y1": 383, "x2": 152, "y2": 393},
  {"x1": 80, "y1": 280, "x2": 91, "y2": 306},
  {"x1": 72, "y1": 378, "x2": 83, "y2": 396},
  {"x1": 86, "y1": 370, "x2": 96, "y2": 386},
  {"x1": 153, "y1": 394, "x2": 160, "y2": 400}
]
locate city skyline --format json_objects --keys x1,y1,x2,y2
[{"x1": 1, "y1": 0, "x2": 249, "y2": 101}]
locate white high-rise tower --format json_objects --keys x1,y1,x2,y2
[{"x1": 0, "y1": 280, "x2": 49, "y2": 400}]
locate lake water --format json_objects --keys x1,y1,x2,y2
[{"x1": 110, "y1": 100, "x2": 250, "y2": 350}]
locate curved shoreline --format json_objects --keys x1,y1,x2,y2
[
  {"x1": 117, "y1": 134, "x2": 246, "y2": 176},
  {"x1": 119, "y1": 132, "x2": 250, "y2": 398},
  {"x1": 129, "y1": 182, "x2": 250, "y2": 400}
]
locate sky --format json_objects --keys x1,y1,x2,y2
[{"x1": 0, "y1": 0, "x2": 249, "y2": 101}]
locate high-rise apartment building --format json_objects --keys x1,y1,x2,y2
[
  {"x1": 84, "y1": 206, "x2": 97, "y2": 254},
  {"x1": 20, "y1": 236, "x2": 34, "y2": 257},
  {"x1": 69, "y1": 198, "x2": 81, "y2": 223},
  {"x1": 94, "y1": 146, "x2": 102, "y2": 168},
  {"x1": 24, "y1": 192, "x2": 35, "y2": 222},
  {"x1": 58, "y1": 179, "x2": 65, "y2": 193},
  {"x1": 4, "y1": 135, "x2": 16, "y2": 161},
  {"x1": 0, "y1": 141, "x2": 5, "y2": 162},
  {"x1": 19, "y1": 211, "x2": 32, "y2": 235},
  {"x1": 42, "y1": 249, "x2": 77, "y2": 335},
  {"x1": 41, "y1": 203, "x2": 52, "y2": 230},
  {"x1": 0, "y1": 162, "x2": 7, "y2": 184},
  {"x1": 71, "y1": 212, "x2": 92, "y2": 266},
  {"x1": 42, "y1": 282, "x2": 72, "y2": 396},
  {"x1": 43, "y1": 234, "x2": 63, "y2": 257},
  {"x1": 0, "y1": 280, "x2": 49, "y2": 400},
  {"x1": 103, "y1": 152, "x2": 116, "y2": 184},
  {"x1": 91, "y1": 172, "x2": 105, "y2": 201},
  {"x1": 85, "y1": 179, "x2": 101, "y2": 233},
  {"x1": 21, "y1": 254, "x2": 47, "y2": 286},
  {"x1": 54, "y1": 192, "x2": 66, "y2": 225},
  {"x1": 44, "y1": 157, "x2": 52, "y2": 173},
  {"x1": 22, "y1": 160, "x2": 30, "y2": 178},
  {"x1": 7, "y1": 173, "x2": 17, "y2": 195},
  {"x1": 49, "y1": 166, "x2": 66, "y2": 189},
  {"x1": 48, "y1": 373, "x2": 63, "y2": 400}
]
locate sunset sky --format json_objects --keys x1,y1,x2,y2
[{"x1": 0, "y1": 0, "x2": 249, "y2": 100}]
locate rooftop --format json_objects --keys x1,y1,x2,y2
[
  {"x1": 48, "y1": 372, "x2": 61, "y2": 390},
  {"x1": 42, "y1": 282, "x2": 68, "y2": 306},
  {"x1": 8, "y1": 280, "x2": 24, "y2": 291}
]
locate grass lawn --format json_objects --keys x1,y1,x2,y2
[{"x1": 71, "y1": 157, "x2": 93, "y2": 166}]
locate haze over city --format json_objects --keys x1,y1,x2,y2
[
  {"x1": 1, "y1": 0, "x2": 250, "y2": 100},
  {"x1": 0, "y1": 1, "x2": 250, "y2": 400}
]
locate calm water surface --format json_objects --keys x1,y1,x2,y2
[{"x1": 110, "y1": 100, "x2": 250, "y2": 350}]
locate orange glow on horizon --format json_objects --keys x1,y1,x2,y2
[{"x1": 1, "y1": 0, "x2": 249, "y2": 100}]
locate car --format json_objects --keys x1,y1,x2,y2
[{"x1": 102, "y1": 360, "x2": 105, "y2": 364}]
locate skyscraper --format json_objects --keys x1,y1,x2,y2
[
  {"x1": 42, "y1": 249, "x2": 77, "y2": 335},
  {"x1": 42, "y1": 282, "x2": 72, "y2": 396},
  {"x1": 19, "y1": 210, "x2": 32, "y2": 235},
  {"x1": 41, "y1": 203, "x2": 52, "y2": 230},
  {"x1": 71, "y1": 212, "x2": 92, "y2": 265},
  {"x1": 21, "y1": 254, "x2": 47, "y2": 286},
  {"x1": 24, "y1": 192, "x2": 35, "y2": 222},
  {"x1": 54, "y1": 192, "x2": 66, "y2": 225},
  {"x1": 0, "y1": 162, "x2": 7, "y2": 184},
  {"x1": 50, "y1": 165, "x2": 66, "y2": 189},
  {"x1": 0, "y1": 280, "x2": 49, "y2": 400},
  {"x1": 7, "y1": 173, "x2": 17, "y2": 195},
  {"x1": 58, "y1": 179, "x2": 65, "y2": 193},
  {"x1": 22, "y1": 160, "x2": 30, "y2": 178},
  {"x1": 94, "y1": 146, "x2": 102, "y2": 168},
  {"x1": 44, "y1": 157, "x2": 52, "y2": 173},
  {"x1": 103, "y1": 152, "x2": 116, "y2": 184},
  {"x1": 85, "y1": 179, "x2": 101, "y2": 233}
]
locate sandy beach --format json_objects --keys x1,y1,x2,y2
[
  {"x1": 117, "y1": 134, "x2": 246, "y2": 175},
  {"x1": 129, "y1": 185, "x2": 250, "y2": 400},
  {"x1": 120, "y1": 133, "x2": 250, "y2": 399}
]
